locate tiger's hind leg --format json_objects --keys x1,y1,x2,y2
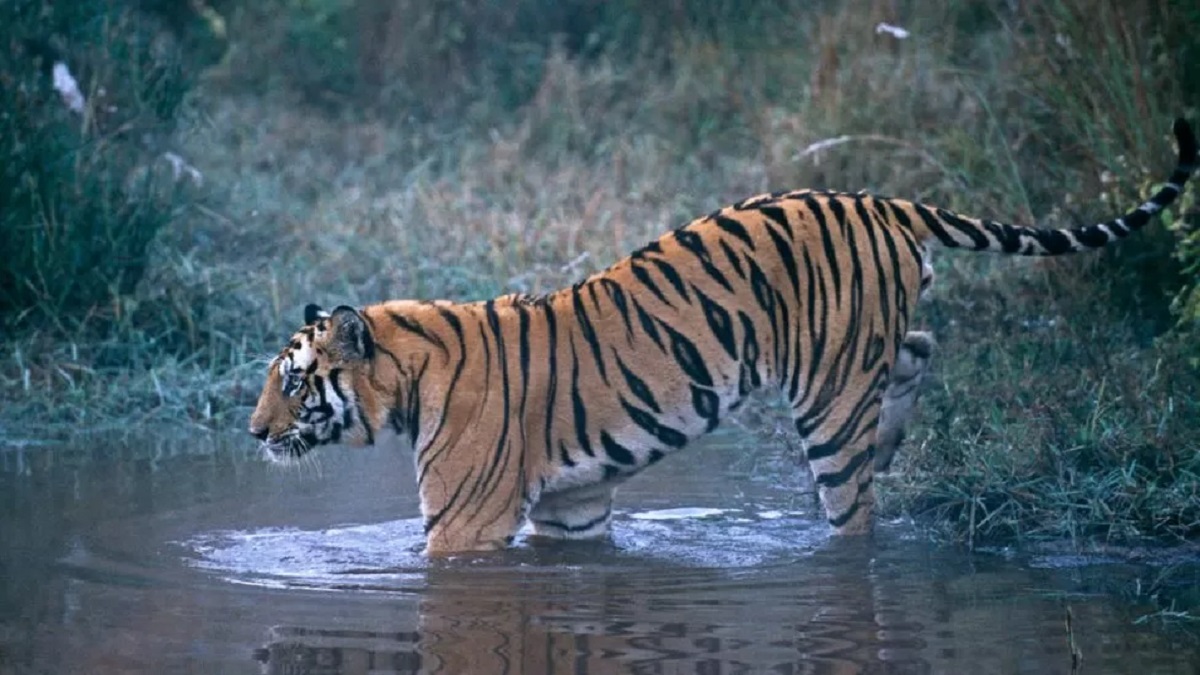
[
  {"x1": 527, "y1": 483, "x2": 616, "y2": 541},
  {"x1": 875, "y1": 331, "x2": 935, "y2": 473},
  {"x1": 797, "y1": 372, "x2": 889, "y2": 535}
]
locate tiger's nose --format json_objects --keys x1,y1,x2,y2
[{"x1": 249, "y1": 425, "x2": 269, "y2": 441}]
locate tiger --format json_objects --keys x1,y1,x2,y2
[{"x1": 250, "y1": 119, "x2": 1196, "y2": 555}]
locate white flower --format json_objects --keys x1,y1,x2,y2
[
  {"x1": 163, "y1": 152, "x2": 204, "y2": 186},
  {"x1": 52, "y1": 61, "x2": 85, "y2": 114},
  {"x1": 875, "y1": 23, "x2": 910, "y2": 40}
]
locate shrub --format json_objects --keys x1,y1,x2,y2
[
  {"x1": 1012, "y1": 0, "x2": 1200, "y2": 334},
  {"x1": 0, "y1": 0, "x2": 193, "y2": 327}
]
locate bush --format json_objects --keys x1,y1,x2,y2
[
  {"x1": 1012, "y1": 0, "x2": 1200, "y2": 335},
  {"x1": 0, "y1": 0, "x2": 194, "y2": 327}
]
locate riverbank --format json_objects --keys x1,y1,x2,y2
[{"x1": 3, "y1": 0, "x2": 1199, "y2": 546}]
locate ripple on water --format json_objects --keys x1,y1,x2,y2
[{"x1": 181, "y1": 505, "x2": 826, "y2": 592}]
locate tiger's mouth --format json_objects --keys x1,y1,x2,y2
[{"x1": 260, "y1": 429, "x2": 320, "y2": 463}]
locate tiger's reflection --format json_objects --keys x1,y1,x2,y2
[{"x1": 253, "y1": 540, "x2": 915, "y2": 675}]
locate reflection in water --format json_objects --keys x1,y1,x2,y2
[
  {"x1": 2, "y1": 433, "x2": 1199, "y2": 674},
  {"x1": 245, "y1": 538, "x2": 1198, "y2": 675}
]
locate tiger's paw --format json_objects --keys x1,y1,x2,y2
[{"x1": 875, "y1": 331, "x2": 935, "y2": 473}]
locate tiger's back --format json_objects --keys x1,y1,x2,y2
[{"x1": 250, "y1": 119, "x2": 1196, "y2": 554}]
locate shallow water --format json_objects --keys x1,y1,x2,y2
[{"x1": 1, "y1": 432, "x2": 1198, "y2": 674}]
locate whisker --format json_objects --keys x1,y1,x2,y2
[
  {"x1": 298, "y1": 449, "x2": 310, "y2": 479},
  {"x1": 311, "y1": 452, "x2": 325, "y2": 480}
]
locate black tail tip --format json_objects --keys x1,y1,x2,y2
[{"x1": 1174, "y1": 118, "x2": 1198, "y2": 167}]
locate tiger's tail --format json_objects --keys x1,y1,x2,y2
[{"x1": 905, "y1": 118, "x2": 1197, "y2": 255}]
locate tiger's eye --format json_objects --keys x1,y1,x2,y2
[{"x1": 281, "y1": 372, "x2": 303, "y2": 397}]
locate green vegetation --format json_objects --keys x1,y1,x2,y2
[
  {"x1": 1, "y1": 1, "x2": 190, "y2": 322},
  {"x1": 2, "y1": 0, "x2": 1198, "y2": 546}
]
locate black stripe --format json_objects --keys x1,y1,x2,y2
[
  {"x1": 746, "y1": 256, "x2": 780, "y2": 378},
  {"x1": 854, "y1": 195, "x2": 891, "y2": 331},
  {"x1": 417, "y1": 308, "x2": 469, "y2": 470},
  {"x1": 423, "y1": 467, "x2": 473, "y2": 533},
  {"x1": 620, "y1": 396, "x2": 688, "y2": 448},
  {"x1": 633, "y1": 240, "x2": 663, "y2": 258},
  {"x1": 586, "y1": 281, "x2": 604, "y2": 313},
  {"x1": 532, "y1": 507, "x2": 611, "y2": 534},
  {"x1": 311, "y1": 374, "x2": 330, "y2": 415},
  {"x1": 806, "y1": 195, "x2": 843, "y2": 303},
  {"x1": 328, "y1": 368, "x2": 352, "y2": 429},
  {"x1": 880, "y1": 197, "x2": 913, "y2": 232},
  {"x1": 599, "y1": 430, "x2": 637, "y2": 465},
  {"x1": 863, "y1": 333, "x2": 885, "y2": 371},
  {"x1": 435, "y1": 306, "x2": 464, "y2": 341},
  {"x1": 799, "y1": 367, "x2": 887, "y2": 455},
  {"x1": 1032, "y1": 227, "x2": 1074, "y2": 255},
  {"x1": 815, "y1": 445, "x2": 873, "y2": 489},
  {"x1": 599, "y1": 278, "x2": 634, "y2": 341},
  {"x1": 387, "y1": 311, "x2": 449, "y2": 357},
  {"x1": 558, "y1": 441, "x2": 576, "y2": 467},
  {"x1": 935, "y1": 208, "x2": 989, "y2": 250},
  {"x1": 658, "y1": 319, "x2": 713, "y2": 387},
  {"x1": 631, "y1": 263, "x2": 673, "y2": 308},
  {"x1": 572, "y1": 285, "x2": 610, "y2": 385},
  {"x1": 762, "y1": 213, "x2": 801, "y2": 300},
  {"x1": 873, "y1": 206, "x2": 911, "y2": 327},
  {"x1": 569, "y1": 338, "x2": 595, "y2": 457},
  {"x1": 788, "y1": 248, "x2": 819, "y2": 404},
  {"x1": 693, "y1": 284, "x2": 737, "y2": 360},
  {"x1": 515, "y1": 303, "x2": 532, "y2": 458},
  {"x1": 631, "y1": 298, "x2": 666, "y2": 351},
  {"x1": 738, "y1": 311, "x2": 761, "y2": 390},
  {"x1": 713, "y1": 214, "x2": 756, "y2": 249},
  {"x1": 774, "y1": 286, "x2": 793, "y2": 403},
  {"x1": 826, "y1": 197, "x2": 848, "y2": 238},
  {"x1": 838, "y1": 201, "x2": 866, "y2": 387},
  {"x1": 674, "y1": 228, "x2": 733, "y2": 293},
  {"x1": 828, "y1": 491, "x2": 865, "y2": 528},
  {"x1": 542, "y1": 304, "x2": 558, "y2": 462},
  {"x1": 738, "y1": 363, "x2": 754, "y2": 398},
  {"x1": 880, "y1": 200, "x2": 926, "y2": 280},
  {"x1": 649, "y1": 258, "x2": 692, "y2": 304},
  {"x1": 472, "y1": 302, "x2": 514, "y2": 505},
  {"x1": 760, "y1": 205, "x2": 795, "y2": 238},
  {"x1": 911, "y1": 203, "x2": 960, "y2": 248},
  {"x1": 691, "y1": 385, "x2": 720, "y2": 432},
  {"x1": 719, "y1": 239, "x2": 747, "y2": 279},
  {"x1": 981, "y1": 218, "x2": 1022, "y2": 252},
  {"x1": 614, "y1": 350, "x2": 662, "y2": 413},
  {"x1": 401, "y1": 358, "x2": 424, "y2": 445}
]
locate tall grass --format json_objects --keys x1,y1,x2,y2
[
  {"x1": 2, "y1": 0, "x2": 1198, "y2": 544},
  {"x1": 0, "y1": 2, "x2": 198, "y2": 326}
]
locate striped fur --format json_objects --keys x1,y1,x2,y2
[{"x1": 250, "y1": 119, "x2": 1197, "y2": 555}]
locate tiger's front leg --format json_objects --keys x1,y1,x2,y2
[
  {"x1": 527, "y1": 482, "x2": 616, "y2": 541},
  {"x1": 419, "y1": 463, "x2": 526, "y2": 556}
]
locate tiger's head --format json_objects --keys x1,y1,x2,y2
[{"x1": 249, "y1": 303, "x2": 379, "y2": 462}]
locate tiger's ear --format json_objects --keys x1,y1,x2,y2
[
  {"x1": 328, "y1": 305, "x2": 373, "y2": 362},
  {"x1": 304, "y1": 303, "x2": 329, "y2": 326}
]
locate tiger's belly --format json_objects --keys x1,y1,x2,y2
[{"x1": 538, "y1": 368, "x2": 761, "y2": 497}]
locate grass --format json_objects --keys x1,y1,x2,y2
[
  {"x1": 2, "y1": 0, "x2": 1199, "y2": 548},
  {"x1": 877, "y1": 266, "x2": 1200, "y2": 545}
]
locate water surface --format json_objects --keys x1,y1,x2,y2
[{"x1": 2, "y1": 432, "x2": 1197, "y2": 674}]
